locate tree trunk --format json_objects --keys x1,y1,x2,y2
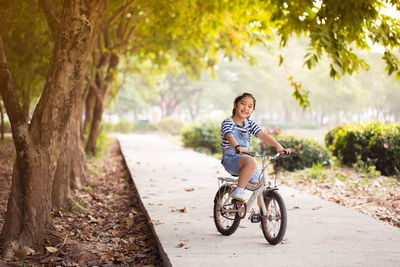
[
  {"x1": 85, "y1": 96, "x2": 105, "y2": 155},
  {"x1": 22, "y1": 85, "x2": 30, "y2": 121},
  {"x1": 85, "y1": 53, "x2": 119, "y2": 155},
  {"x1": 52, "y1": 106, "x2": 88, "y2": 208},
  {"x1": 0, "y1": 0, "x2": 107, "y2": 256},
  {"x1": 80, "y1": 85, "x2": 90, "y2": 141},
  {"x1": 52, "y1": 146, "x2": 71, "y2": 208},
  {"x1": 69, "y1": 98, "x2": 88, "y2": 190},
  {"x1": 83, "y1": 85, "x2": 96, "y2": 141},
  {"x1": 0, "y1": 100, "x2": 4, "y2": 142}
]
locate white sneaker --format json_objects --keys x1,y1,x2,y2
[{"x1": 231, "y1": 189, "x2": 245, "y2": 202}]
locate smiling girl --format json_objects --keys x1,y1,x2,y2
[{"x1": 220, "y1": 92, "x2": 293, "y2": 201}]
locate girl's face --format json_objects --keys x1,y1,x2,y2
[{"x1": 234, "y1": 96, "x2": 255, "y2": 119}]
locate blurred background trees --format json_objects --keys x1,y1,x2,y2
[{"x1": 111, "y1": 37, "x2": 400, "y2": 128}]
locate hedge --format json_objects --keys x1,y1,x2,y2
[
  {"x1": 181, "y1": 122, "x2": 221, "y2": 154},
  {"x1": 259, "y1": 136, "x2": 331, "y2": 171},
  {"x1": 325, "y1": 122, "x2": 400, "y2": 176},
  {"x1": 157, "y1": 116, "x2": 185, "y2": 135}
]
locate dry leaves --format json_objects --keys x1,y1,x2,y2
[
  {"x1": 281, "y1": 167, "x2": 400, "y2": 227},
  {"x1": 0, "y1": 140, "x2": 163, "y2": 266},
  {"x1": 171, "y1": 207, "x2": 190, "y2": 213},
  {"x1": 0, "y1": 141, "x2": 14, "y2": 231}
]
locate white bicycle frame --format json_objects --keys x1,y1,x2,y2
[{"x1": 217, "y1": 153, "x2": 281, "y2": 217}]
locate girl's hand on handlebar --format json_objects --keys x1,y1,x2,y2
[
  {"x1": 278, "y1": 148, "x2": 295, "y2": 155},
  {"x1": 235, "y1": 146, "x2": 249, "y2": 155}
]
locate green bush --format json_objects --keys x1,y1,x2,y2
[
  {"x1": 102, "y1": 121, "x2": 114, "y2": 133},
  {"x1": 325, "y1": 125, "x2": 341, "y2": 147},
  {"x1": 133, "y1": 121, "x2": 157, "y2": 132},
  {"x1": 114, "y1": 119, "x2": 134, "y2": 133},
  {"x1": 325, "y1": 122, "x2": 400, "y2": 176},
  {"x1": 181, "y1": 122, "x2": 221, "y2": 154},
  {"x1": 157, "y1": 116, "x2": 185, "y2": 135},
  {"x1": 94, "y1": 126, "x2": 112, "y2": 158},
  {"x1": 259, "y1": 136, "x2": 331, "y2": 171}
]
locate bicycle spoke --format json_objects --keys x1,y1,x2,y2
[
  {"x1": 264, "y1": 196, "x2": 282, "y2": 238},
  {"x1": 215, "y1": 190, "x2": 238, "y2": 231}
]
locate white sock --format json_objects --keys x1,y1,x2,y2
[{"x1": 234, "y1": 187, "x2": 244, "y2": 193}]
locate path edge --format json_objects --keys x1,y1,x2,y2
[{"x1": 117, "y1": 140, "x2": 172, "y2": 267}]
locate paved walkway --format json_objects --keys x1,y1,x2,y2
[{"x1": 117, "y1": 134, "x2": 400, "y2": 267}]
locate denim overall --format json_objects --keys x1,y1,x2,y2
[{"x1": 221, "y1": 119, "x2": 260, "y2": 183}]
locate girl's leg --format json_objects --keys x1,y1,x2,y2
[
  {"x1": 239, "y1": 157, "x2": 262, "y2": 207},
  {"x1": 237, "y1": 157, "x2": 257, "y2": 187},
  {"x1": 231, "y1": 156, "x2": 257, "y2": 201}
]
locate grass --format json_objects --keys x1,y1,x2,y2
[
  {"x1": 81, "y1": 186, "x2": 93, "y2": 193},
  {"x1": 88, "y1": 165, "x2": 103, "y2": 175},
  {"x1": 66, "y1": 200, "x2": 89, "y2": 212}
]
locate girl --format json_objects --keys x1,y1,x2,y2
[{"x1": 220, "y1": 92, "x2": 293, "y2": 201}]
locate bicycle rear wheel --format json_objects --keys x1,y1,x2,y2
[
  {"x1": 260, "y1": 190, "x2": 287, "y2": 245},
  {"x1": 213, "y1": 185, "x2": 241, "y2": 236}
]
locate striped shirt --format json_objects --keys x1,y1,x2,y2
[{"x1": 220, "y1": 117, "x2": 262, "y2": 149}]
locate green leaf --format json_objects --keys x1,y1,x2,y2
[{"x1": 279, "y1": 54, "x2": 284, "y2": 66}]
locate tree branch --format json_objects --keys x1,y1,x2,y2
[
  {"x1": 0, "y1": 37, "x2": 29, "y2": 143},
  {"x1": 85, "y1": 75, "x2": 102, "y2": 102},
  {"x1": 38, "y1": 0, "x2": 60, "y2": 40},
  {"x1": 111, "y1": 23, "x2": 140, "y2": 51},
  {"x1": 108, "y1": 0, "x2": 136, "y2": 27}
]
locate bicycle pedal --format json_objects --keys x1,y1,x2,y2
[
  {"x1": 250, "y1": 213, "x2": 262, "y2": 223},
  {"x1": 231, "y1": 199, "x2": 244, "y2": 204}
]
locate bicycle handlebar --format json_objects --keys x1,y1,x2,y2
[{"x1": 237, "y1": 150, "x2": 297, "y2": 161}]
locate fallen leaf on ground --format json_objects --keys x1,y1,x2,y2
[
  {"x1": 45, "y1": 246, "x2": 58, "y2": 253},
  {"x1": 16, "y1": 246, "x2": 35, "y2": 257},
  {"x1": 184, "y1": 188, "x2": 195, "y2": 192},
  {"x1": 177, "y1": 207, "x2": 190, "y2": 213},
  {"x1": 312, "y1": 206, "x2": 323, "y2": 210}
]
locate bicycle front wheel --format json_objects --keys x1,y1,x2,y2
[
  {"x1": 260, "y1": 190, "x2": 287, "y2": 245},
  {"x1": 213, "y1": 185, "x2": 241, "y2": 236}
]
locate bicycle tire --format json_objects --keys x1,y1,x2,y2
[
  {"x1": 260, "y1": 190, "x2": 287, "y2": 245},
  {"x1": 213, "y1": 185, "x2": 241, "y2": 236}
]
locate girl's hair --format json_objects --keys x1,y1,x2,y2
[{"x1": 232, "y1": 92, "x2": 256, "y2": 116}]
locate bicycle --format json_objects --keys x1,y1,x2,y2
[{"x1": 213, "y1": 150, "x2": 296, "y2": 245}]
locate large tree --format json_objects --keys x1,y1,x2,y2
[{"x1": 0, "y1": 0, "x2": 108, "y2": 257}]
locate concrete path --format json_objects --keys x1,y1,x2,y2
[{"x1": 117, "y1": 134, "x2": 400, "y2": 267}]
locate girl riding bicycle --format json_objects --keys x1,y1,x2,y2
[{"x1": 220, "y1": 92, "x2": 294, "y2": 202}]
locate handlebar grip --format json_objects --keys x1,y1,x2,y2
[
  {"x1": 235, "y1": 150, "x2": 256, "y2": 157},
  {"x1": 278, "y1": 151, "x2": 297, "y2": 158},
  {"x1": 247, "y1": 151, "x2": 256, "y2": 157}
]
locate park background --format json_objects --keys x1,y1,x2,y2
[{"x1": 0, "y1": 0, "x2": 399, "y2": 266}]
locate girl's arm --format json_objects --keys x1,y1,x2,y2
[{"x1": 256, "y1": 130, "x2": 284, "y2": 152}]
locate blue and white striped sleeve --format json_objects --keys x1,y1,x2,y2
[
  {"x1": 221, "y1": 119, "x2": 234, "y2": 137},
  {"x1": 249, "y1": 120, "x2": 262, "y2": 136}
]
